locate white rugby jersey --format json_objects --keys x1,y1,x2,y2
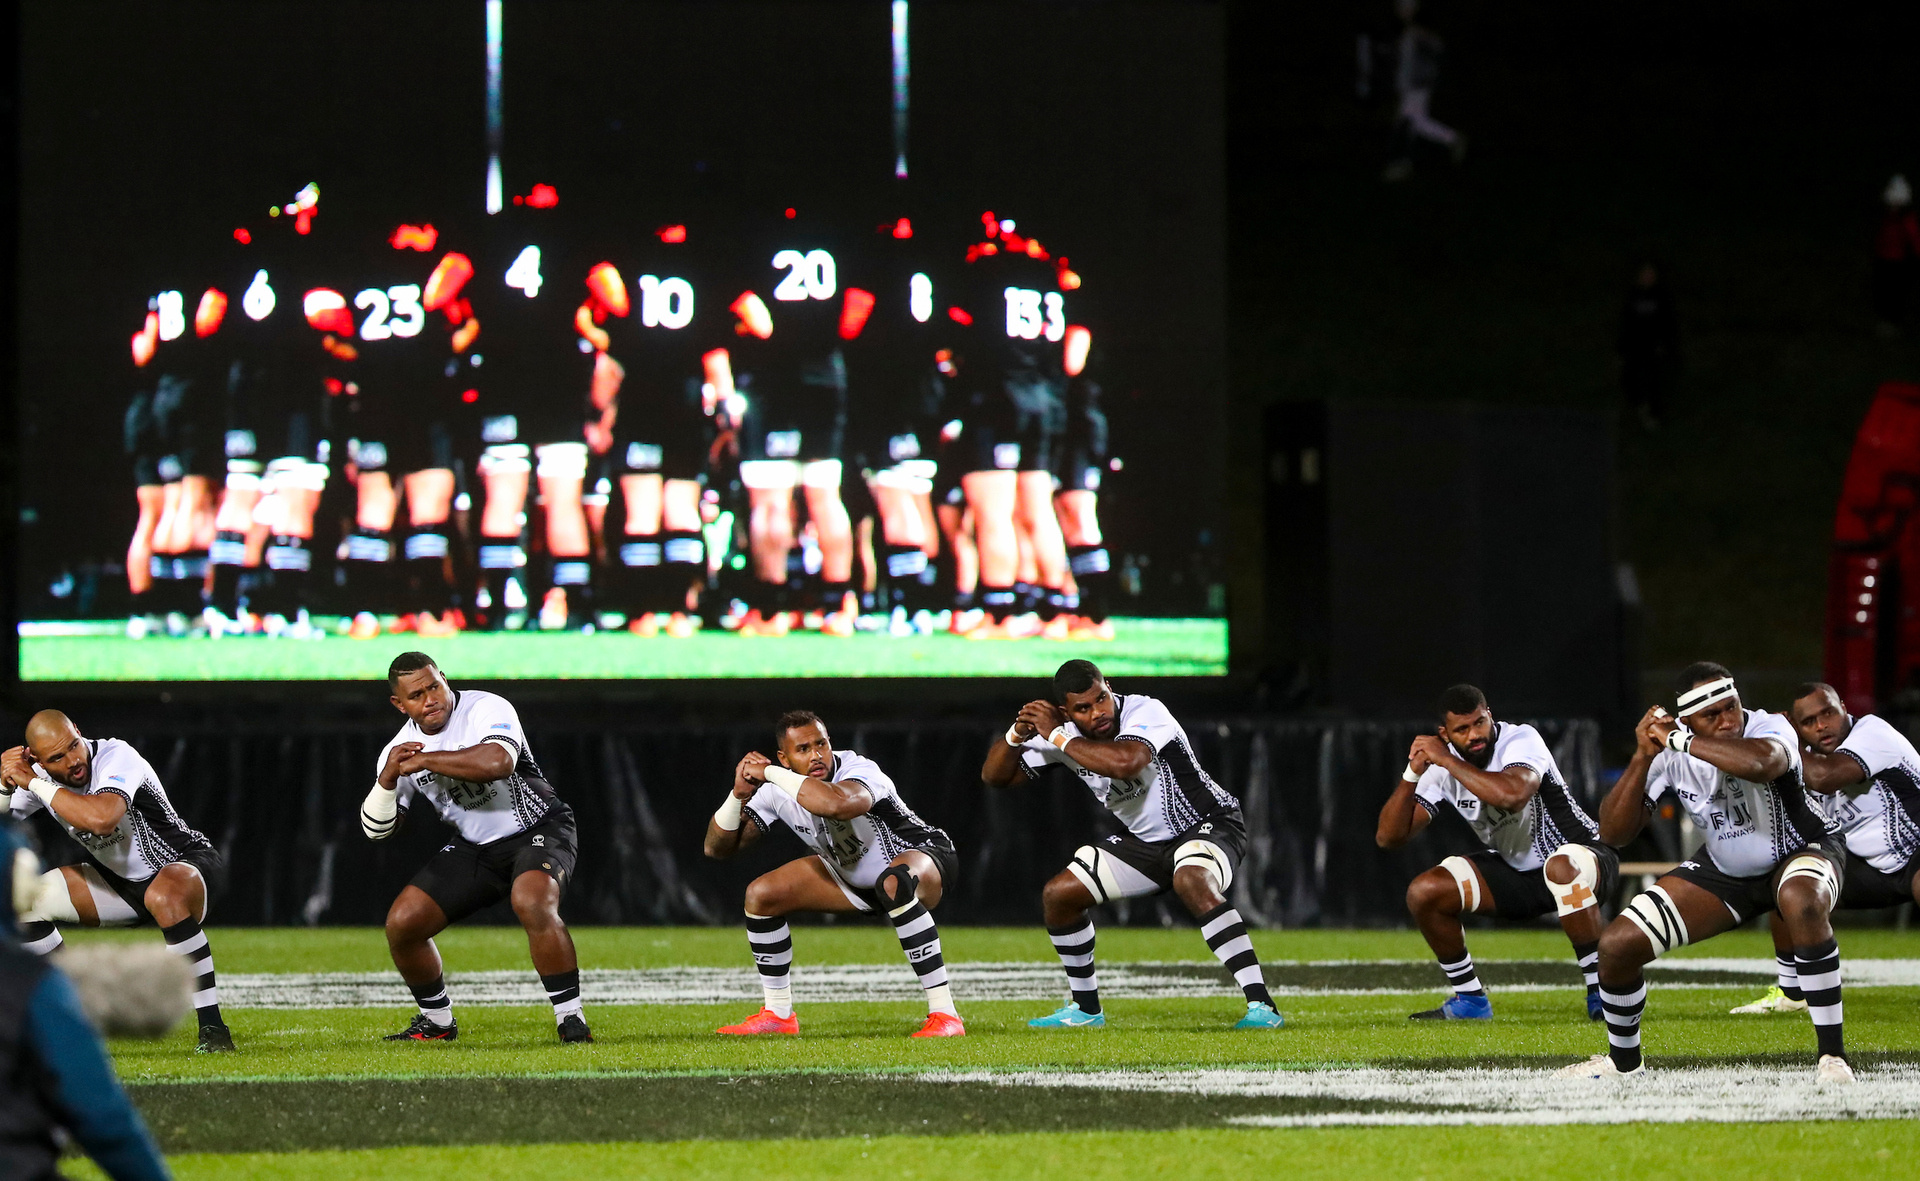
[
  {"x1": 742, "y1": 749, "x2": 950, "y2": 890},
  {"x1": 1020, "y1": 694, "x2": 1239, "y2": 843},
  {"x1": 1414, "y1": 721, "x2": 1599, "y2": 872},
  {"x1": 10, "y1": 738, "x2": 211, "y2": 883},
  {"x1": 1646, "y1": 709, "x2": 1836, "y2": 878},
  {"x1": 376, "y1": 689, "x2": 558, "y2": 844},
  {"x1": 1823, "y1": 713, "x2": 1920, "y2": 875}
]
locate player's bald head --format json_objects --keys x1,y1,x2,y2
[{"x1": 25, "y1": 709, "x2": 79, "y2": 756}]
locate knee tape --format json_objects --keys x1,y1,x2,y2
[
  {"x1": 1546, "y1": 844, "x2": 1602, "y2": 916},
  {"x1": 801, "y1": 459, "x2": 844, "y2": 489},
  {"x1": 1173, "y1": 839, "x2": 1232, "y2": 895},
  {"x1": 536, "y1": 442, "x2": 589, "y2": 480},
  {"x1": 877, "y1": 862, "x2": 919, "y2": 914},
  {"x1": 479, "y1": 443, "x2": 532, "y2": 476},
  {"x1": 1621, "y1": 884, "x2": 1691, "y2": 958},
  {"x1": 1066, "y1": 845, "x2": 1157, "y2": 906},
  {"x1": 740, "y1": 459, "x2": 799, "y2": 490},
  {"x1": 1440, "y1": 855, "x2": 1482, "y2": 912},
  {"x1": 1778, "y1": 853, "x2": 1840, "y2": 911},
  {"x1": 20, "y1": 868, "x2": 79, "y2": 924}
]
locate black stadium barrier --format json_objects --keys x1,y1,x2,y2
[{"x1": 21, "y1": 717, "x2": 1612, "y2": 929}]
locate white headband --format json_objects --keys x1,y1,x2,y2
[{"x1": 1676, "y1": 675, "x2": 1737, "y2": 717}]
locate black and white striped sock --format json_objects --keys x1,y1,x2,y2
[
  {"x1": 540, "y1": 969, "x2": 584, "y2": 1022},
  {"x1": 888, "y1": 896, "x2": 957, "y2": 1017},
  {"x1": 19, "y1": 920, "x2": 63, "y2": 957},
  {"x1": 161, "y1": 917, "x2": 222, "y2": 1028},
  {"x1": 1200, "y1": 903, "x2": 1273, "y2": 1007},
  {"x1": 746, "y1": 912, "x2": 794, "y2": 1018},
  {"x1": 1573, "y1": 940, "x2": 1600, "y2": 998},
  {"x1": 1796, "y1": 938, "x2": 1844, "y2": 1059},
  {"x1": 1048, "y1": 920, "x2": 1101, "y2": 1014},
  {"x1": 1776, "y1": 953, "x2": 1804, "y2": 1001},
  {"x1": 409, "y1": 975, "x2": 454, "y2": 1028},
  {"x1": 1600, "y1": 976, "x2": 1647, "y2": 1072},
  {"x1": 1438, "y1": 952, "x2": 1487, "y2": 999}
]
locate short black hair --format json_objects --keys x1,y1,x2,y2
[
  {"x1": 774, "y1": 709, "x2": 825, "y2": 746},
  {"x1": 1053, "y1": 659, "x2": 1104, "y2": 703},
  {"x1": 1791, "y1": 682, "x2": 1838, "y2": 709},
  {"x1": 1437, "y1": 684, "x2": 1486, "y2": 721},
  {"x1": 1673, "y1": 661, "x2": 1733, "y2": 698},
  {"x1": 387, "y1": 651, "x2": 438, "y2": 691}
]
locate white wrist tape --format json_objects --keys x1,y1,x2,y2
[
  {"x1": 1006, "y1": 723, "x2": 1026, "y2": 747},
  {"x1": 762, "y1": 765, "x2": 806, "y2": 798},
  {"x1": 27, "y1": 780, "x2": 59, "y2": 809},
  {"x1": 1664, "y1": 727, "x2": 1694, "y2": 754},
  {"x1": 1048, "y1": 727, "x2": 1072, "y2": 750},
  {"x1": 714, "y1": 793, "x2": 745, "y2": 831},
  {"x1": 1402, "y1": 763, "x2": 1419, "y2": 783},
  {"x1": 360, "y1": 782, "x2": 399, "y2": 840}
]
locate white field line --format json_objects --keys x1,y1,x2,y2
[
  {"x1": 214, "y1": 958, "x2": 1920, "y2": 1010},
  {"x1": 921, "y1": 1064, "x2": 1920, "y2": 1126}
]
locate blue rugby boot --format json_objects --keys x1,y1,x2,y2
[
  {"x1": 1409, "y1": 993, "x2": 1493, "y2": 1020},
  {"x1": 1028, "y1": 1002, "x2": 1106, "y2": 1029},
  {"x1": 1233, "y1": 1000, "x2": 1285, "y2": 1029}
]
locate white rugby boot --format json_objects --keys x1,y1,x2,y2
[
  {"x1": 1816, "y1": 1055, "x2": 1856, "y2": 1085},
  {"x1": 1558, "y1": 1053, "x2": 1644, "y2": 1078},
  {"x1": 1730, "y1": 985, "x2": 1808, "y2": 1015}
]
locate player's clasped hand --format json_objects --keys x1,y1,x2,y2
[
  {"x1": 1407, "y1": 734, "x2": 1449, "y2": 774},
  {"x1": 0, "y1": 745, "x2": 32, "y2": 792},
  {"x1": 737, "y1": 752, "x2": 772, "y2": 794},
  {"x1": 1639, "y1": 707, "x2": 1676, "y2": 754},
  {"x1": 381, "y1": 741, "x2": 426, "y2": 786},
  {"x1": 1018, "y1": 701, "x2": 1065, "y2": 737}
]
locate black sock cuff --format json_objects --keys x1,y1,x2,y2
[
  {"x1": 1796, "y1": 937, "x2": 1840, "y2": 960},
  {"x1": 1197, "y1": 901, "x2": 1235, "y2": 925},
  {"x1": 1047, "y1": 921, "x2": 1094, "y2": 937},
  {"x1": 746, "y1": 914, "x2": 788, "y2": 933},
  {"x1": 161, "y1": 916, "x2": 203, "y2": 942},
  {"x1": 409, "y1": 976, "x2": 449, "y2": 1002}
]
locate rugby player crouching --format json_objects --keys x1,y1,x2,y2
[
  {"x1": 363, "y1": 653, "x2": 591, "y2": 1043},
  {"x1": 1377, "y1": 684, "x2": 1618, "y2": 1021},
  {"x1": 1562, "y1": 663, "x2": 1852, "y2": 1083},
  {"x1": 705, "y1": 711, "x2": 963, "y2": 1037},
  {"x1": 2, "y1": 711, "x2": 234, "y2": 1053},
  {"x1": 1728, "y1": 682, "x2": 1920, "y2": 1015},
  {"x1": 982, "y1": 660, "x2": 1284, "y2": 1030}
]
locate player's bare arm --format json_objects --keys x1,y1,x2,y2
[
  {"x1": 1597, "y1": 707, "x2": 1666, "y2": 846},
  {"x1": 378, "y1": 741, "x2": 424, "y2": 789},
  {"x1": 1374, "y1": 737, "x2": 1437, "y2": 849},
  {"x1": 394, "y1": 740, "x2": 513, "y2": 784},
  {"x1": 705, "y1": 754, "x2": 769, "y2": 859},
  {"x1": 4, "y1": 740, "x2": 127, "y2": 836},
  {"x1": 1017, "y1": 700, "x2": 1152, "y2": 780},
  {"x1": 980, "y1": 714, "x2": 1038, "y2": 787},
  {"x1": 1801, "y1": 749, "x2": 1868, "y2": 796},
  {"x1": 1409, "y1": 733, "x2": 1539, "y2": 811},
  {"x1": 1649, "y1": 708, "x2": 1789, "y2": 782}
]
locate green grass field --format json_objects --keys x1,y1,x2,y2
[
  {"x1": 19, "y1": 617, "x2": 1225, "y2": 681},
  {"x1": 49, "y1": 925, "x2": 1920, "y2": 1179}
]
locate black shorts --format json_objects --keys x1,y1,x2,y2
[
  {"x1": 837, "y1": 837, "x2": 961, "y2": 913},
  {"x1": 1464, "y1": 843, "x2": 1619, "y2": 921},
  {"x1": 614, "y1": 390, "x2": 709, "y2": 481},
  {"x1": 91, "y1": 844, "x2": 227, "y2": 926},
  {"x1": 1839, "y1": 851, "x2": 1919, "y2": 910},
  {"x1": 1666, "y1": 836, "x2": 1848, "y2": 925},
  {"x1": 410, "y1": 805, "x2": 579, "y2": 924},
  {"x1": 1087, "y1": 813, "x2": 1247, "y2": 901},
  {"x1": 355, "y1": 418, "x2": 457, "y2": 475},
  {"x1": 1052, "y1": 440, "x2": 1107, "y2": 492}
]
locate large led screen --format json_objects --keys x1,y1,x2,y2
[{"x1": 17, "y1": 1, "x2": 1226, "y2": 681}]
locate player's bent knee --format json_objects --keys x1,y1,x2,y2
[
  {"x1": 1172, "y1": 840, "x2": 1232, "y2": 897},
  {"x1": 1616, "y1": 885, "x2": 1689, "y2": 961},
  {"x1": 1776, "y1": 854, "x2": 1839, "y2": 917},
  {"x1": 1439, "y1": 855, "x2": 1482, "y2": 913},
  {"x1": 1544, "y1": 844, "x2": 1601, "y2": 915}
]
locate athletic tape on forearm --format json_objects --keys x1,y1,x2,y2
[
  {"x1": 1006, "y1": 724, "x2": 1026, "y2": 748},
  {"x1": 714, "y1": 793, "x2": 745, "y2": 832},
  {"x1": 1402, "y1": 763, "x2": 1419, "y2": 783},
  {"x1": 762, "y1": 765, "x2": 806, "y2": 799},
  {"x1": 1048, "y1": 727, "x2": 1072, "y2": 751},
  {"x1": 361, "y1": 782, "x2": 398, "y2": 840},
  {"x1": 1664, "y1": 727, "x2": 1693, "y2": 754},
  {"x1": 26, "y1": 779, "x2": 59, "y2": 809}
]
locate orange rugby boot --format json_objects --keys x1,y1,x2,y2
[{"x1": 717, "y1": 1008, "x2": 799, "y2": 1036}]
